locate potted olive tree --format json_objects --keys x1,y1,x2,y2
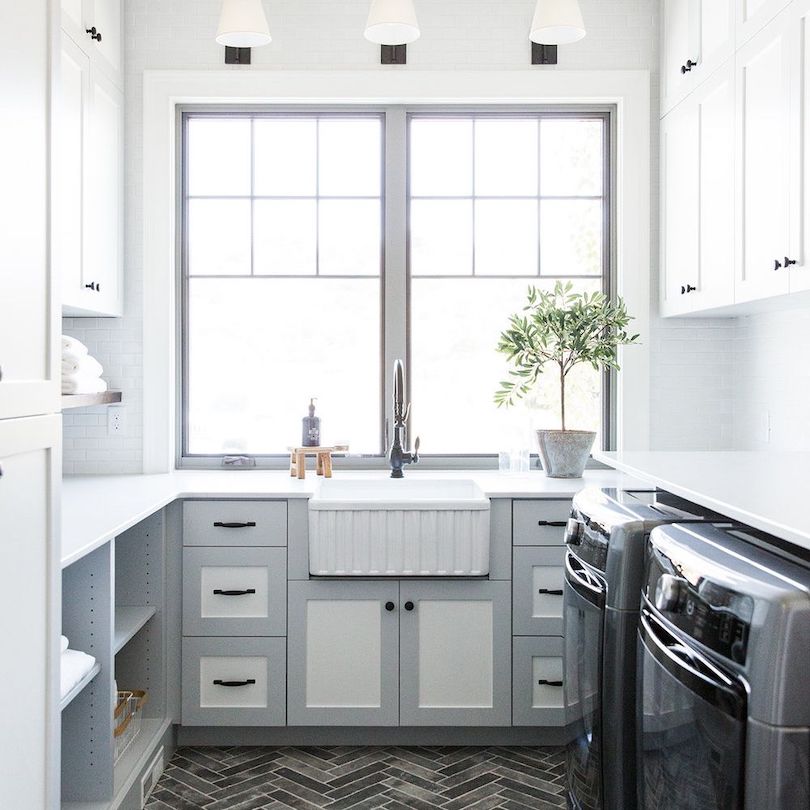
[{"x1": 495, "y1": 282, "x2": 639, "y2": 478}]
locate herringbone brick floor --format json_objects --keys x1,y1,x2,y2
[{"x1": 145, "y1": 745, "x2": 567, "y2": 810}]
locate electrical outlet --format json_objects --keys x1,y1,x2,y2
[{"x1": 107, "y1": 405, "x2": 125, "y2": 436}]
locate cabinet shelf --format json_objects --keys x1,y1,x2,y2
[
  {"x1": 113, "y1": 717, "x2": 170, "y2": 803},
  {"x1": 114, "y1": 606, "x2": 156, "y2": 654},
  {"x1": 62, "y1": 391, "x2": 122, "y2": 410},
  {"x1": 60, "y1": 661, "x2": 101, "y2": 712}
]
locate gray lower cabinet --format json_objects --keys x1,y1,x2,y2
[
  {"x1": 183, "y1": 500, "x2": 287, "y2": 547},
  {"x1": 512, "y1": 636, "x2": 565, "y2": 727},
  {"x1": 399, "y1": 580, "x2": 512, "y2": 727},
  {"x1": 513, "y1": 499, "x2": 571, "y2": 546},
  {"x1": 183, "y1": 546, "x2": 287, "y2": 636},
  {"x1": 287, "y1": 581, "x2": 400, "y2": 727},
  {"x1": 182, "y1": 636, "x2": 286, "y2": 726},
  {"x1": 512, "y1": 546, "x2": 565, "y2": 635}
]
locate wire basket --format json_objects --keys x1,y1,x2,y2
[{"x1": 113, "y1": 689, "x2": 147, "y2": 763}]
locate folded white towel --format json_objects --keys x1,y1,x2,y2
[
  {"x1": 60, "y1": 635, "x2": 69, "y2": 653},
  {"x1": 62, "y1": 376, "x2": 108, "y2": 395},
  {"x1": 62, "y1": 335, "x2": 88, "y2": 356},
  {"x1": 60, "y1": 648, "x2": 97, "y2": 700},
  {"x1": 62, "y1": 354, "x2": 103, "y2": 378}
]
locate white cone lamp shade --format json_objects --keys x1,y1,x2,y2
[
  {"x1": 216, "y1": 0, "x2": 272, "y2": 47},
  {"x1": 364, "y1": 0, "x2": 420, "y2": 45},
  {"x1": 530, "y1": 0, "x2": 586, "y2": 45}
]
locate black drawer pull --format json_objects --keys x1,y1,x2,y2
[
  {"x1": 538, "y1": 520, "x2": 567, "y2": 527},
  {"x1": 538, "y1": 679, "x2": 563, "y2": 687},
  {"x1": 213, "y1": 521, "x2": 256, "y2": 528},
  {"x1": 213, "y1": 679, "x2": 256, "y2": 687},
  {"x1": 538, "y1": 588, "x2": 563, "y2": 595},
  {"x1": 213, "y1": 588, "x2": 256, "y2": 596}
]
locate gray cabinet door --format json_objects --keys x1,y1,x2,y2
[
  {"x1": 183, "y1": 500, "x2": 287, "y2": 547},
  {"x1": 183, "y1": 546, "x2": 287, "y2": 636},
  {"x1": 513, "y1": 499, "x2": 571, "y2": 545},
  {"x1": 513, "y1": 546, "x2": 566, "y2": 635},
  {"x1": 512, "y1": 636, "x2": 566, "y2": 727},
  {"x1": 287, "y1": 581, "x2": 400, "y2": 727},
  {"x1": 182, "y1": 637, "x2": 286, "y2": 726},
  {"x1": 399, "y1": 580, "x2": 511, "y2": 727}
]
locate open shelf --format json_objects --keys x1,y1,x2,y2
[
  {"x1": 60, "y1": 661, "x2": 101, "y2": 712},
  {"x1": 113, "y1": 717, "x2": 171, "y2": 803},
  {"x1": 114, "y1": 606, "x2": 156, "y2": 655},
  {"x1": 62, "y1": 391, "x2": 122, "y2": 410}
]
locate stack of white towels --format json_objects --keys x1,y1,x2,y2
[
  {"x1": 62, "y1": 335, "x2": 107, "y2": 395},
  {"x1": 60, "y1": 635, "x2": 97, "y2": 700}
]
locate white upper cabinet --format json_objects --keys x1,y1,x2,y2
[
  {"x1": 662, "y1": 0, "x2": 735, "y2": 115},
  {"x1": 736, "y1": 0, "x2": 792, "y2": 47},
  {"x1": 791, "y1": 0, "x2": 810, "y2": 292},
  {"x1": 58, "y1": 4, "x2": 123, "y2": 317},
  {"x1": 735, "y1": 8, "x2": 793, "y2": 303},
  {"x1": 661, "y1": 62, "x2": 736, "y2": 317},
  {"x1": 60, "y1": 0, "x2": 122, "y2": 88},
  {"x1": 0, "y1": 0, "x2": 59, "y2": 420}
]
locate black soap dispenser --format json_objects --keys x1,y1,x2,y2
[{"x1": 302, "y1": 398, "x2": 320, "y2": 447}]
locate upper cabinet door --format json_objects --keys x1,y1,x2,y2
[
  {"x1": 660, "y1": 99, "x2": 699, "y2": 316},
  {"x1": 696, "y1": 0, "x2": 735, "y2": 79},
  {"x1": 736, "y1": 0, "x2": 792, "y2": 47},
  {"x1": 662, "y1": 0, "x2": 697, "y2": 114},
  {"x1": 791, "y1": 0, "x2": 810, "y2": 293},
  {"x1": 0, "y1": 0, "x2": 59, "y2": 420},
  {"x1": 735, "y1": 8, "x2": 793, "y2": 303},
  {"x1": 89, "y1": 0, "x2": 122, "y2": 87}
]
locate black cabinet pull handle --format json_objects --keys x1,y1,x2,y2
[
  {"x1": 538, "y1": 520, "x2": 567, "y2": 527},
  {"x1": 85, "y1": 282, "x2": 97, "y2": 291},
  {"x1": 538, "y1": 679, "x2": 563, "y2": 687},
  {"x1": 785, "y1": 256, "x2": 797, "y2": 267},
  {"x1": 213, "y1": 588, "x2": 256, "y2": 596},
  {"x1": 213, "y1": 521, "x2": 256, "y2": 528},
  {"x1": 538, "y1": 588, "x2": 564, "y2": 595},
  {"x1": 681, "y1": 284, "x2": 696, "y2": 294},
  {"x1": 404, "y1": 601, "x2": 415, "y2": 611},
  {"x1": 774, "y1": 259, "x2": 783, "y2": 271},
  {"x1": 86, "y1": 26, "x2": 102, "y2": 41},
  {"x1": 385, "y1": 601, "x2": 395, "y2": 612},
  {"x1": 680, "y1": 59, "x2": 697, "y2": 74},
  {"x1": 213, "y1": 679, "x2": 256, "y2": 687}
]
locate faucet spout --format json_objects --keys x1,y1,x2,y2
[{"x1": 389, "y1": 359, "x2": 419, "y2": 478}]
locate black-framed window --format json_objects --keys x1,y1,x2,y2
[{"x1": 178, "y1": 107, "x2": 612, "y2": 466}]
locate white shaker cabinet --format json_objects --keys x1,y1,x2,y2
[
  {"x1": 58, "y1": 32, "x2": 123, "y2": 317},
  {"x1": 60, "y1": 0, "x2": 122, "y2": 88},
  {"x1": 791, "y1": 0, "x2": 810, "y2": 293},
  {"x1": 735, "y1": 8, "x2": 794, "y2": 304},
  {"x1": 662, "y1": 0, "x2": 734, "y2": 115},
  {"x1": 0, "y1": 415, "x2": 61, "y2": 810},
  {"x1": 736, "y1": 0, "x2": 792, "y2": 47}
]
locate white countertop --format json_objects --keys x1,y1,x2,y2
[
  {"x1": 61, "y1": 468, "x2": 640, "y2": 568},
  {"x1": 595, "y1": 450, "x2": 810, "y2": 551}
]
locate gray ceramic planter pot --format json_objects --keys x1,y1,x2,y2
[{"x1": 536, "y1": 429, "x2": 596, "y2": 478}]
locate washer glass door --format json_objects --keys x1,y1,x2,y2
[
  {"x1": 564, "y1": 550, "x2": 607, "y2": 810},
  {"x1": 638, "y1": 607, "x2": 747, "y2": 810}
]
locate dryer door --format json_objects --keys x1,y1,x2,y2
[
  {"x1": 564, "y1": 550, "x2": 606, "y2": 810},
  {"x1": 638, "y1": 606, "x2": 747, "y2": 810}
]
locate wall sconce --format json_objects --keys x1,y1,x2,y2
[
  {"x1": 364, "y1": 0, "x2": 420, "y2": 65},
  {"x1": 216, "y1": 0, "x2": 272, "y2": 65},
  {"x1": 530, "y1": 0, "x2": 586, "y2": 65}
]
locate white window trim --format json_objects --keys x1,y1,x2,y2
[{"x1": 143, "y1": 69, "x2": 650, "y2": 474}]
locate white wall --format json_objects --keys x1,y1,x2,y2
[{"x1": 63, "y1": 0, "x2": 742, "y2": 473}]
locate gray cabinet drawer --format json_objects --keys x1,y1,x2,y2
[
  {"x1": 512, "y1": 637, "x2": 565, "y2": 727},
  {"x1": 513, "y1": 546, "x2": 565, "y2": 635},
  {"x1": 182, "y1": 637, "x2": 286, "y2": 726},
  {"x1": 183, "y1": 546, "x2": 287, "y2": 637},
  {"x1": 513, "y1": 499, "x2": 571, "y2": 546},
  {"x1": 183, "y1": 500, "x2": 287, "y2": 547}
]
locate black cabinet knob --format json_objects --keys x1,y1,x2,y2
[
  {"x1": 785, "y1": 257, "x2": 797, "y2": 267},
  {"x1": 774, "y1": 259, "x2": 783, "y2": 271},
  {"x1": 86, "y1": 26, "x2": 102, "y2": 41},
  {"x1": 680, "y1": 284, "x2": 696, "y2": 294},
  {"x1": 385, "y1": 601, "x2": 395, "y2": 612},
  {"x1": 404, "y1": 601, "x2": 414, "y2": 611},
  {"x1": 84, "y1": 282, "x2": 96, "y2": 291},
  {"x1": 680, "y1": 59, "x2": 697, "y2": 74}
]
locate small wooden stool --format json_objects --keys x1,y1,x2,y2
[{"x1": 288, "y1": 445, "x2": 348, "y2": 480}]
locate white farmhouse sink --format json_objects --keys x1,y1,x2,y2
[{"x1": 308, "y1": 478, "x2": 491, "y2": 576}]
